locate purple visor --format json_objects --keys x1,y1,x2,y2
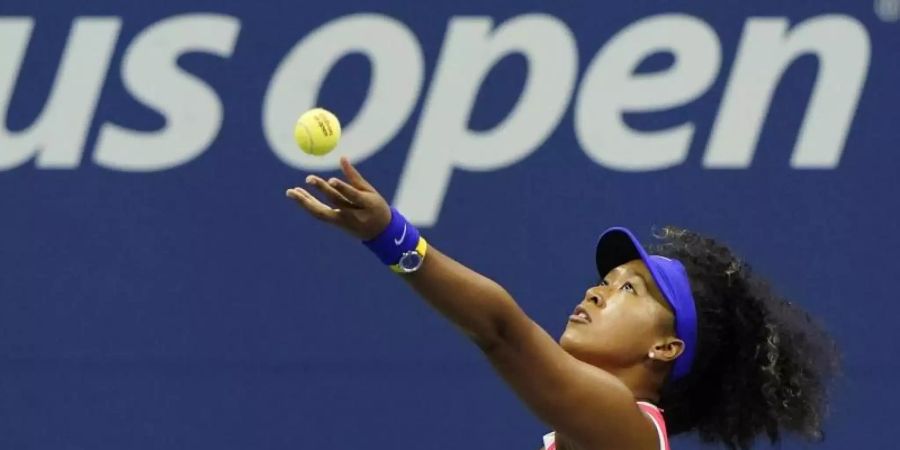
[{"x1": 595, "y1": 227, "x2": 698, "y2": 380}]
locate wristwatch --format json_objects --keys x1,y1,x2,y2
[{"x1": 390, "y1": 237, "x2": 428, "y2": 274}]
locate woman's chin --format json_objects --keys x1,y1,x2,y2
[
  {"x1": 559, "y1": 325, "x2": 583, "y2": 350},
  {"x1": 559, "y1": 324, "x2": 606, "y2": 358}
]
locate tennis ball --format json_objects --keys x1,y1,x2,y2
[{"x1": 294, "y1": 108, "x2": 342, "y2": 156}]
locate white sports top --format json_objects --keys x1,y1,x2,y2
[{"x1": 541, "y1": 401, "x2": 670, "y2": 450}]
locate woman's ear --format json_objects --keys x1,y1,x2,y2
[{"x1": 648, "y1": 338, "x2": 684, "y2": 362}]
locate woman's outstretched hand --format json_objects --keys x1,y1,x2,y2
[{"x1": 286, "y1": 156, "x2": 392, "y2": 241}]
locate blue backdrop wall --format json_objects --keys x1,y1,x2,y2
[{"x1": 2, "y1": 0, "x2": 898, "y2": 448}]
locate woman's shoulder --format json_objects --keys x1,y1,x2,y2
[{"x1": 541, "y1": 402, "x2": 669, "y2": 450}]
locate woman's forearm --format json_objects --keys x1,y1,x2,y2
[
  {"x1": 287, "y1": 165, "x2": 527, "y2": 350},
  {"x1": 402, "y1": 246, "x2": 527, "y2": 350}
]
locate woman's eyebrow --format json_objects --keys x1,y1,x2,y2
[
  {"x1": 631, "y1": 274, "x2": 649, "y2": 289},
  {"x1": 630, "y1": 272, "x2": 661, "y2": 295}
]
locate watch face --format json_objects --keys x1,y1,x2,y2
[{"x1": 399, "y1": 251, "x2": 423, "y2": 272}]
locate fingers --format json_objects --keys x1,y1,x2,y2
[
  {"x1": 327, "y1": 177, "x2": 367, "y2": 205},
  {"x1": 305, "y1": 175, "x2": 359, "y2": 209},
  {"x1": 285, "y1": 187, "x2": 340, "y2": 222},
  {"x1": 340, "y1": 156, "x2": 375, "y2": 191}
]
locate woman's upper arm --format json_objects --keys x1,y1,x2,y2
[{"x1": 483, "y1": 306, "x2": 657, "y2": 450}]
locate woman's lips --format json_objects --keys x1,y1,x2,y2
[{"x1": 569, "y1": 305, "x2": 592, "y2": 323}]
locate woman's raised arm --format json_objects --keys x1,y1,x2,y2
[{"x1": 286, "y1": 157, "x2": 657, "y2": 450}]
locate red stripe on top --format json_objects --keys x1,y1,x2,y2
[{"x1": 637, "y1": 402, "x2": 670, "y2": 450}]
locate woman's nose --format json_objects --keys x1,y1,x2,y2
[{"x1": 585, "y1": 288, "x2": 604, "y2": 306}]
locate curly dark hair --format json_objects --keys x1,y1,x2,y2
[{"x1": 648, "y1": 226, "x2": 839, "y2": 450}]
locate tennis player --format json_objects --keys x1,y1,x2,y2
[{"x1": 286, "y1": 157, "x2": 837, "y2": 450}]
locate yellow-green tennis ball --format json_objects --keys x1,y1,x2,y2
[{"x1": 294, "y1": 108, "x2": 342, "y2": 156}]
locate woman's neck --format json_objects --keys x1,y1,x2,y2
[{"x1": 603, "y1": 364, "x2": 664, "y2": 404}]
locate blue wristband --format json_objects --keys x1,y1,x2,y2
[{"x1": 363, "y1": 208, "x2": 420, "y2": 265}]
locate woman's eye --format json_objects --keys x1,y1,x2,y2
[
  {"x1": 621, "y1": 282, "x2": 635, "y2": 293},
  {"x1": 597, "y1": 279, "x2": 608, "y2": 287}
]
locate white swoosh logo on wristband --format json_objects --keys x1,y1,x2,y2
[{"x1": 394, "y1": 224, "x2": 407, "y2": 245}]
